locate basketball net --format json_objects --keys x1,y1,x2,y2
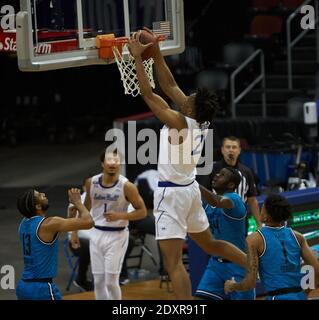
[{"x1": 112, "y1": 44, "x2": 155, "y2": 97}]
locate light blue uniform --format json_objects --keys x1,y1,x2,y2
[
  {"x1": 16, "y1": 216, "x2": 61, "y2": 300},
  {"x1": 196, "y1": 192, "x2": 255, "y2": 300},
  {"x1": 258, "y1": 226, "x2": 306, "y2": 300}
]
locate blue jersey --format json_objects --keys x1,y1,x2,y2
[
  {"x1": 258, "y1": 226, "x2": 305, "y2": 297},
  {"x1": 196, "y1": 192, "x2": 254, "y2": 300},
  {"x1": 204, "y1": 192, "x2": 247, "y2": 252},
  {"x1": 19, "y1": 216, "x2": 59, "y2": 279}
]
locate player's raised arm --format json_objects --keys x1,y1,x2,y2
[
  {"x1": 143, "y1": 27, "x2": 187, "y2": 107},
  {"x1": 42, "y1": 188, "x2": 94, "y2": 234},
  {"x1": 128, "y1": 31, "x2": 187, "y2": 130},
  {"x1": 224, "y1": 234, "x2": 260, "y2": 293}
]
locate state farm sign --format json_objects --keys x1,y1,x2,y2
[{"x1": 0, "y1": 32, "x2": 52, "y2": 54}]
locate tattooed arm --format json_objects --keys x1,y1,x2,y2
[{"x1": 224, "y1": 233, "x2": 260, "y2": 293}]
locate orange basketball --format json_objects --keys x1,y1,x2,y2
[{"x1": 139, "y1": 30, "x2": 157, "y2": 60}]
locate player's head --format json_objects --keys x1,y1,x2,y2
[
  {"x1": 17, "y1": 189, "x2": 49, "y2": 218},
  {"x1": 184, "y1": 88, "x2": 219, "y2": 124},
  {"x1": 262, "y1": 194, "x2": 292, "y2": 223},
  {"x1": 100, "y1": 149, "x2": 121, "y2": 177},
  {"x1": 221, "y1": 136, "x2": 241, "y2": 163},
  {"x1": 212, "y1": 167, "x2": 241, "y2": 193}
]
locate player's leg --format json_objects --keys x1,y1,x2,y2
[
  {"x1": 195, "y1": 260, "x2": 226, "y2": 300},
  {"x1": 189, "y1": 228, "x2": 246, "y2": 267},
  {"x1": 159, "y1": 238, "x2": 192, "y2": 300},
  {"x1": 154, "y1": 186, "x2": 193, "y2": 299},
  {"x1": 16, "y1": 281, "x2": 62, "y2": 300},
  {"x1": 104, "y1": 230, "x2": 129, "y2": 300},
  {"x1": 90, "y1": 232, "x2": 108, "y2": 300}
]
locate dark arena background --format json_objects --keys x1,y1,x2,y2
[{"x1": 0, "y1": 0, "x2": 319, "y2": 302}]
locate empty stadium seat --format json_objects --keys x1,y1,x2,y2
[{"x1": 223, "y1": 42, "x2": 255, "y2": 67}]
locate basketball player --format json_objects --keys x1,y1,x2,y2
[
  {"x1": 224, "y1": 194, "x2": 319, "y2": 300},
  {"x1": 195, "y1": 167, "x2": 255, "y2": 300},
  {"x1": 84, "y1": 150, "x2": 147, "y2": 300},
  {"x1": 16, "y1": 188, "x2": 94, "y2": 300},
  {"x1": 128, "y1": 31, "x2": 246, "y2": 299}
]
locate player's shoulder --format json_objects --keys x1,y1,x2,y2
[
  {"x1": 247, "y1": 231, "x2": 263, "y2": 245},
  {"x1": 291, "y1": 229, "x2": 305, "y2": 245},
  {"x1": 223, "y1": 192, "x2": 244, "y2": 207},
  {"x1": 223, "y1": 191, "x2": 241, "y2": 200},
  {"x1": 123, "y1": 179, "x2": 137, "y2": 192},
  {"x1": 91, "y1": 173, "x2": 102, "y2": 185},
  {"x1": 119, "y1": 174, "x2": 129, "y2": 182},
  {"x1": 184, "y1": 116, "x2": 200, "y2": 129}
]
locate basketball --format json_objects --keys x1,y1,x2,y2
[{"x1": 139, "y1": 30, "x2": 157, "y2": 60}]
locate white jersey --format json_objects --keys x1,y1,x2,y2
[
  {"x1": 158, "y1": 116, "x2": 208, "y2": 185},
  {"x1": 90, "y1": 174, "x2": 129, "y2": 228}
]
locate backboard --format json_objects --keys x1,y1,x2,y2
[{"x1": 16, "y1": 0, "x2": 185, "y2": 72}]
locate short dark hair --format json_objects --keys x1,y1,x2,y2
[
  {"x1": 224, "y1": 167, "x2": 241, "y2": 190},
  {"x1": 222, "y1": 136, "x2": 241, "y2": 147},
  {"x1": 264, "y1": 194, "x2": 292, "y2": 222},
  {"x1": 194, "y1": 88, "x2": 219, "y2": 124},
  {"x1": 17, "y1": 189, "x2": 36, "y2": 218}
]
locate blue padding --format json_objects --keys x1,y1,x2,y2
[
  {"x1": 257, "y1": 187, "x2": 319, "y2": 207},
  {"x1": 240, "y1": 151, "x2": 314, "y2": 186}
]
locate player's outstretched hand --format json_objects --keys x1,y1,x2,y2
[
  {"x1": 128, "y1": 30, "x2": 153, "y2": 58},
  {"x1": 70, "y1": 231, "x2": 81, "y2": 249},
  {"x1": 143, "y1": 27, "x2": 160, "y2": 41},
  {"x1": 224, "y1": 279, "x2": 236, "y2": 294},
  {"x1": 68, "y1": 188, "x2": 82, "y2": 206}
]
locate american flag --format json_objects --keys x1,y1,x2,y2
[{"x1": 152, "y1": 21, "x2": 171, "y2": 38}]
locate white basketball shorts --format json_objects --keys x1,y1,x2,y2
[
  {"x1": 89, "y1": 227, "x2": 129, "y2": 275},
  {"x1": 153, "y1": 180, "x2": 209, "y2": 240}
]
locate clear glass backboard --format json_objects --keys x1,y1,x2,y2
[{"x1": 16, "y1": 0, "x2": 185, "y2": 71}]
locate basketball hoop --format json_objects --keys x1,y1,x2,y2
[{"x1": 96, "y1": 34, "x2": 165, "y2": 97}]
